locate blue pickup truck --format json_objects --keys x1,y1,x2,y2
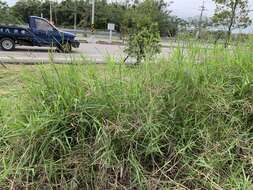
[{"x1": 0, "y1": 16, "x2": 80, "y2": 52}]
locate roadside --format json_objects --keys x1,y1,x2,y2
[
  {"x1": 76, "y1": 35, "x2": 177, "y2": 48},
  {"x1": 0, "y1": 43, "x2": 171, "y2": 65},
  {"x1": 76, "y1": 35, "x2": 229, "y2": 50},
  {"x1": 0, "y1": 64, "x2": 30, "y2": 95}
]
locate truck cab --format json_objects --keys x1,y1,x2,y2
[{"x1": 0, "y1": 16, "x2": 80, "y2": 52}]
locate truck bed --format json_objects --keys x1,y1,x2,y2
[
  {"x1": 0, "y1": 25, "x2": 33, "y2": 46},
  {"x1": 0, "y1": 25, "x2": 31, "y2": 36}
]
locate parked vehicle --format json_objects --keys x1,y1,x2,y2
[{"x1": 0, "y1": 16, "x2": 80, "y2": 52}]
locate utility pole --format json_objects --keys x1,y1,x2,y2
[
  {"x1": 50, "y1": 1, "x2": 53, "y2": 23},
  {"x1": 74, "y1": 0, "x2": 77, "y2": 30},
  {"x1": 91, "y1": 0, "x2": 95, "y2": 31},
  {"x1": 196, "y1": 0, "x2": 206, "y2": 39},
  {"x1": 89, "y1": 0, "x2": 96, "y2": 43}
]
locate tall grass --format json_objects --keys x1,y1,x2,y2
[{"x1": 0, "y1": 43, "x2": 253, "y2": 189}]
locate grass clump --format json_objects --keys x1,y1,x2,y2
[{"x1": 0, "y1": 44, "x2": 253, "y2": 189}]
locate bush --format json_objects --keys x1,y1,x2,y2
[
  {"x1": 125, "y1": 25, "x2": 161, "y2": 63},
  {"x1": 123, "y1": 3, "x2": 162, "y2": 63}
]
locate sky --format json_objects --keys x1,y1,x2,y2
[
  {"x1": 5, "y1": 0, "x2": 253, "y2": 19},
  {"x1": 170, "y1": 0, "x2": 216, "y2": 18},
  {"x1": 170, "y1": 0, "x2": 253, "y2": 18}
]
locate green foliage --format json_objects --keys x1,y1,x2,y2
[
  {"x1": 122, "y1": 0, "x2": 177, "y2": 37},
  {"x1": 123, "y1": 0, "x2": 165, "y2": 63},
  {"x1": 7, "y1": 0, "x2": 179, "y2": 36},
  {"x1": 134, "y1": 0, "x2": 173, "y2": 36},
  {"x1": 212, "y1": 0, "x2": 252, "y2": 46},
  {"x1": 0, "y1": 0, "x2": 21, "y2": 24},
  {"x1": 125, "y1": 25, "x2": 161, "y2": 63},
  {"x1": 212, "y1": 0, "x2": 252, "y2": 28},
  {"x1": 9, "y1": 0, "x2": 127, "y2": 30},
  {"x1": 11, "y1": 0, "x2": 42, "y2": 23}
]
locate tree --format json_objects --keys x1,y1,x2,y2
[
  {"x1": 125, "y1": 25, "x2": 161, "y2": 63},
  {"x1": 39, "y1": 0, "x2": 58, "y2": 25},
  {"x1": 11, "y1": 0, "x2": 42, "y2": 23},
  {"x1": 212, "y1": 0, "x2": 252, "y2": 47},
  {"x1": 124, "y1": 1, "x2": 161, "y2": 63},
  {"x1": 120, "y1": 0, "x2": 178, "y2": 37},
  {"x1": 133, "y1": 0, "x2": 174, "y2": 36},
  {"x1": 56, "y1": 0, "x2": 77, "y2": 27},
  {"x1": 8, "y1": 0, "x2": 179, "y2": 37},
  {"x1": 0, "y1": 0, "x2": 20, "y2": 24},
  {"x1": 0, "y1": 1, "x2": 9, "y2": 22},
  {"x1": 103, "y1": 3, "x2": 125, "y2": 32}
]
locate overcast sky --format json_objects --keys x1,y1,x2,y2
[
  {"x1": 5, "y1": 0, "x2": 253, "y2": 19},
  {"x1": 171, "y1": 0, "x2": 253, "y2": 18},
  {"x1": 171, "y1": 0, "x2": 215, "y2": 18}
]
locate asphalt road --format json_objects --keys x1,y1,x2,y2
[{"x1": 0, "y1": 43, "x2": 171, "y2": 64}]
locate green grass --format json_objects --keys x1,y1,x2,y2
[
  {"x1": 0, "y1": 44, "x2": 253, "y2": 189},
  {"x1": 0, "y1": 65, "x2": 27, "y2": 95}
]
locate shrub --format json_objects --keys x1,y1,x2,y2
[{"x1": 125, "y1": 25, "x2": 161, "y2": 63}]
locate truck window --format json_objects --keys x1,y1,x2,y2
[{"x1": 34, "y1": 18, "x2": 53, "y2": 32}]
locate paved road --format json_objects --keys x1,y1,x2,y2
[{"x1": 0, "y1": 43, "x2": 171, "y2": 64}]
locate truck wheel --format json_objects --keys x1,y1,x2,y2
[
  {"x1": 0, "y1": 38, "x2": 15, "y2": 51},
  {"x1": 58, "y1": 42, "x2": 72, "y2": 53}
]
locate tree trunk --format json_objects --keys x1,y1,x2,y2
[
  {"x1": 225, "y1": 27, "x2": 232, "y2": 48},
  {"x1": 225, "y1": 0, "x2": 238, "y2": 48}
]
